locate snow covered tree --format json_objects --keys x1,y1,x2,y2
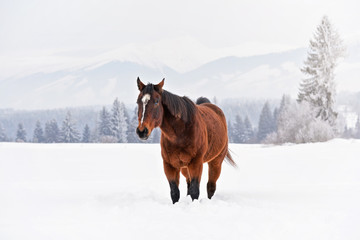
[
  {"x1": 127, "y1": 107, "x2": 141, "y2": 143},
  {"x1": 33, "y1": 120, "x2": 44, "y2": 143},
  {"x1": 227, "y1": 120, "x2": 234, "y2": 143},
  {"x1": 98, "y1": 106, "x2": 112, "y2": 137},
  {"x1": 243, "y1": 116, "x2": 254, "y2": 143},
  {"x1": 110, "y1": 98, "x2": 128, "y2": 143},
  {"x1": 0, "y1": 123, "x2": 7, "y2": 142},
  {"x1": 272, "y1": 107, "x2": 279, "y2": 132},
  {"x1": 355, "y1": 116, "x2": 360, "y2": 139},
  {"x1": 16, "y1": 123, "x2": 27, "y2": 142},
  {"x1": 298, "y1": 15, "x2": 345, "y2": 127},
  {"x1": 60, "y1": 111, "x2": 80, "y2": 143},
  {"x1": 257, "y1": 102, "x2": 274, "y2": 142},
  {"x1": 276, "y1": 95, "x2": 292, "y2": 140},
  {"x1": 45, "y1": 119, "x2": 60, "y2": 143},
  {"x1": 82, "y1": 124, "x2": 91, "y2": 143},
  {"x1": 98, "y1": 106, "x2": 117, "y2": 143},
  {"x1": 342, "y1": 125, "x2": 353, "y2": 139},
  {"x1": 266, "y1": 97, "x2": 335, "y2": 144},
  {"x1": 233, "y1": 115, "x2": 245, "y2": 143}
]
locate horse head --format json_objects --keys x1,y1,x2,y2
[{"x1": 136, "y1": 77, "x2": 165, "y2": 140}]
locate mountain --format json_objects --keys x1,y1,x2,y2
[{"x1": 1, "y1": 45, "x2": 359, "y2": 110}]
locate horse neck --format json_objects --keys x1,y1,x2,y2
[{"x1": 160, "y1": 105, "x2": 190, "y2": 142}]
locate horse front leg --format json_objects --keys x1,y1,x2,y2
[
  {"x1": 180, "y1": 167, "x2": 191, "y2": 196},
  {"x1": 187, "y1": 159, "x2": 203, "y2": 201},
  {"x1": 163, "y1": 161, "x2": 180, "y2": 204}
]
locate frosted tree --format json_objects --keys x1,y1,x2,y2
[
  {"x1": 33, "y1": 120, "x2": 44, "y2": 143},
  {"x1": 267, "y1": 97, "x2": 335, "y2": 144},
  {"x1": 243, "y1": 116, "x2": 254, "y2": 143},
  {"x1": 60, "y1": 111, "x2": 80, "y2": 143},
  {"x1": 298, "y1": 15, "x2": 345, "y2": 126},
  {"x1": 45, "y1": 119, "x2": 60, "y2": 143},
  {"x1": 227, "y1": 120, "x2": 234, "y2": 143},
  {"x1": 272, "y1": 107, "x2": 279, "y2": 132},
  {"x1": 342, "y1": 125, "x2": 353, "y2": 139},
  {"x1": 82, "y1": 124, "x2": 91, "y2": 143},
  {"x1": 233, "y1": 115, "x2": 245, "y2": 143},
  {"x1": 257, "y1": 102, "x2": 274, "y2": 142},
  {"x1": 110, "y1": 98, "x2": 128, "y2": 143},
  {"x1": 0, "y1": 123, "x2": 7, "y2": 142},
  {"x1": 16, "y1": 123, "x2": 27, "y2": 142},
  {"x1": 99, "y1": 107, "x2": 112, "y2": 136},
  {"x1": 271, "y1": 95, "x2": 296, "y2": 143},
  {"x1": 355, "y1": 116, "x2": 360, "y2": 139},
  {"x1": 127, "y1": 107, "x2": 141, "y2": 143},
  {"x1": 98, "y1": 106, "x2": 116, "y2": 143},
  {"x1": 276, "y1": 95, "x2": 292, "y2": 138}
]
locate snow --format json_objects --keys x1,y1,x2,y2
[{"x1": 1, "y1": 139, "x2": 359, "y2": 240}]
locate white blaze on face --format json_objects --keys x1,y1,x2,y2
[{"x1": 141, "y1": 94, "x2": 151, "y2": 124}]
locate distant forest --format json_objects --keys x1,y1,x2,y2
[
  {"x1": 0, "y1": 98, "x2": 275, "y2": 144},
  {"x1": 1, "y1": 94, "x2": 359, "y2": 144}
]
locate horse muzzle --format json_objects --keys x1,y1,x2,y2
[{"x1": 136, "y1": 127, "x2": 149, "y2": 140}]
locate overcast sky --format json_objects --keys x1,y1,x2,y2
[{"x1": 1, "y1": 0, "x2": 359, "y2": 78}]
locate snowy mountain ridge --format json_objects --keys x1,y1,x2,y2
[{"x1": 1, "y1": 43, "x2": 359, "y2": 110}]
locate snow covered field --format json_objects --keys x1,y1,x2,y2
[{"x1": 1, "y1": 139, "x2": 359, "y2": 240}]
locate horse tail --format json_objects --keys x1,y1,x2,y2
[
  {"x1": 225, "y1": 149, "x2": 237, "y2": 168},
  {"x1": 196, "y1": 97, "x2": 211, "y2": 105}
]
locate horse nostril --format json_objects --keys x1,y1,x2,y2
[{"x1": 136, "y1": 127, "x2": 149, "y2": 140}]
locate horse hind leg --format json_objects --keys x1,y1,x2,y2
[{"x1": 207, "y1": 153, "x2": 225, "y2": 199}]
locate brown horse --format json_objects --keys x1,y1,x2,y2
[{"x1": 136, "y1": 77, "x2": 236, "y2": 204}]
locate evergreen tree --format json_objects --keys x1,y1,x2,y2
[
  {"x1": 279, "y1": 94, "x2": 292, "y2": 114},
  {"x1": 275, "y1": 95, "x2": 293, "y2": 142},
  {"x1": 243, "y1": 116, "x2": 254, "y2": 143},
  {"x1": 33, "y1": 120, "x2": 44, "y2": 143},
  {"x1": 98, "y1": 106, "x2": 112, "y2": 137},
  {"x1": 82, "y1": 124, "x2": 91, "y2": 143},
  {"x1": 227, "y1": 120, "x2": 234, "y2": 143},
  {"x1": 233, "y1": 115, "x2": 245, "y2": 143},
  {"x1": 257, "y1": 102, "x2": 274, "y2": 142},
  {"x1": 272, "y1": 107, "x2": 279, "y2": 132},
  {"x1": 355, "y1": 116, "x2": 360, "y2": 139},
  {"x1": 110, "y1": 99, "x2": 128, "y2": 143},
  {"x1": 298, "y1": 15, "x2": 345, "y2": 127},
  {"x1": 60, "y1": 111, "x2": 80, "y2": 143},
  {"x1": 16, "y1": 123, "x2": 27, "y2": 142},
  {"x1": 45, "y1": 119, "x2": 60, "y2": 143},
  {"x1": 127, "y1": 107, "x2": 141, "y2": 143},
  {"x1": 0, "y1": 123, "x2": 7, "y2": 142},
  {"x1": 342, "y1": 125, "x2": 353, "y2": 139}
]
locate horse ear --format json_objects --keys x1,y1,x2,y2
[
  {"x1": 154, "y1": 78, "x2": 165, "y2": 92},
  {"x1": 137, "y1": 77, "x2": 145, "y2": 91}
]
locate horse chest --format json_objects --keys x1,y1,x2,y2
[{"x1": 162, "y1": 144, "x2": 195, "y2": 168}]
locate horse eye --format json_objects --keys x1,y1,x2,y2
[{"x1": 155, "y1": 99, "x2": 159, "y2": 105}]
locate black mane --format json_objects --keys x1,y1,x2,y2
[
  {"x1": 196, "y1": 97, "x2": 211, "y2": 105},
  {"x1": 161, "y1": 90, "x2": 196, "y2": 123}
]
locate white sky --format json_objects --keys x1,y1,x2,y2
[{"x1": 1, "y1": 0, "x2": 360, "y2": 78}]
